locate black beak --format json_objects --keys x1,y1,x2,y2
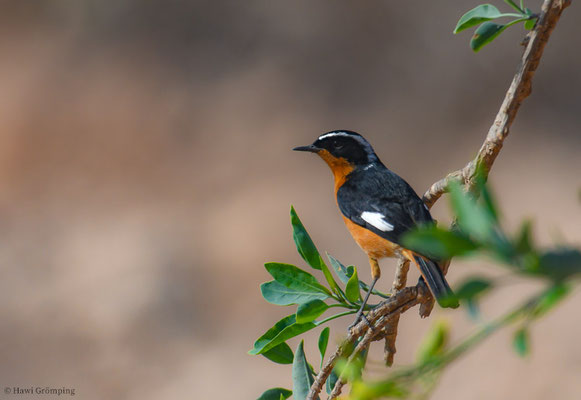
[{"x1": 293, "y1": 144, "x2": 320, "y2": 153}]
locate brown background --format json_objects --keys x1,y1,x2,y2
[{"x1": 0, "y1": 1, "x2": 579, "y2": 399}]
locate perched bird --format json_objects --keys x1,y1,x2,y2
[{"x1": 294, "y1": 130, "x2": 458, "y2": 324}]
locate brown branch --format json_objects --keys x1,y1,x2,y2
[
  {"x1": 391, "y1": 256, "x2": 410, "y2": 292},
  {"x1": 383, "y1": 257, "x2": 409, "y2": 365},
  {"x1": 308, "y1": 1, "x2": 571, "y2": 399},
  {"x1": 307, "y1": 286, "x2": 425, "y2": 400},
  {"x1": 328, "y1": 291, "x2": 424, "y2": 399},
  {"x1": 423, "y1": 0, "x2": 571, "y2": 207},
  {"x1": 328, "y1": 378, "x2": 346, "y2": 400}
]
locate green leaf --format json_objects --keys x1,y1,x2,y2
[
  {"x1": 328, "y1": 254, "x2": 385, "y2": 297},
  {"x1": 296, "y1": 299, "x2": 329, "y2": 323},
  {"x1": 504, "y1": 0, "x2": 524, "y2": 13},
  {"x1": 466, "y1": 298, "x2": 481, "y2": 320},
  {"x1": 350, "y1": 380, "x2": 408, "y2": 399},
  {"x1": 249, "y1": 314, "x2": 317, "y2": 355},
  {"x1": 514, "y1": 220, "x2": 534, "y2": 254},
  {"x1": 416, "y1": 320, "x2": 450, "y2": 364},
  {"x1": 292, "y1": 341, "x2": 315, "y2": 400},
  {"x1": 531, "y1": 284, "x2": 571, "y2": 318},
  {"x1": 335, "y1": 355, "x2": 365, "y2": 382},
  {"x1": 455, "y1": 278, "x2": 492, "y2": 300},
  {"x1": 320, "y1": 263, "x2": 344, "y2": 299},
  {"x1": 291, "y1": 206, "x2": 325, "y2": 270},
  {"x1": 536, "y1": 249, "x2": 581, "y2": 281},
  {"x1": 318, "y1": 327, "x2": 330, "y2": 368},
  {"x1": 261, "y1": 342, "x2": 294, "y2": 365},
  {"x1": 524, "y1": 17, "x2": 536, "y2": 30},
  {"x1": 250, "y1": 314, "x2": 296, "y2": 355},
  {"x1": 402, "y1": 225, "x2": 479, "y2": 260},
  {"x1": 454, "y1": 4, "x2": 503, "y2": 34},
  {"x1": 289, "y1": 207, "x2": 343, "y2": 297},
  {"x1": 475, "y1": 166, "x2": 499, "y2": 222},
  {"x1": 328, "y1": 253, "x2": 351, "y2": 284},
  {"x1": 265, "y1": 263, "x2": 331, "y2": 296},
  {"x1": 513, "y1": 327, "x2": 530, "y2": 357},
  {"x1": 326, "y1": 368, "x2": 339, "y2": 395},
  {"x1": 257, "y1": 387, "x2": 292, "y2": 400},
  {"x1": 449, "y1": 181, "x2": 496, "y2": 241},
  {"x1": 471, "y1": 21, "x2": 509, "y2": 52},
  {"x1": 260, "y1": 281, "x2": 329, "y2": 306},
  {"x1": 345, "y1": 266, "x2": 361, "y2": 303}
]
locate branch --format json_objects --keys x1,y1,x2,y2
[
  {"x1": 383, "y1": 257, "x2": 409, "y2": 366},
  {"x1": 308, "y1": 1, "x2": 571, "y2": 398},
  {"x1": 307, "y1": 285, "x2": 426, "y2": 400},
  {"x1": 423, "y1": 0, "x2": 572, "y2": 207}
]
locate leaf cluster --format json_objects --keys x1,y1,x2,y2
[
  {"x1": 253, "y1": 207, "x2": 390, "y2": 399},
  {"x1": 454, "y1": 1, "x2": 538, "y2": 51}
]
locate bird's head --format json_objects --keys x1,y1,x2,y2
[{"x1": 293, "y1": 130, "x2": 379, "y2": 169}]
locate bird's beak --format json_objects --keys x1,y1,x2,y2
[{"x1": 293, "y1": 144, "x2": 320, "y2": 153}]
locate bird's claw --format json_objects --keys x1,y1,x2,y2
[{"x1": 348, "y1": 311, "x2": 374, "y2": 332}]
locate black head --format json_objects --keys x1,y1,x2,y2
[{"x1": 293, "y1": 130, "x2": 378, "y2": 166}]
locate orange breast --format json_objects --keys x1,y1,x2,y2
[
  {"x1": 342, "y1": 216, "x2": 400, "y2": 259},
  {"x1": 316, "y1": 149, "x2": 354, "y2": 194},
  {"x1": 315, "y1": 148, "x2": 400, "y2": 260}
]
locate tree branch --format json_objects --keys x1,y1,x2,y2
[
  {"x1": 423, "y1": 0, "x2": 571, "y2": 207},
  {"x1": 308, "y1": 1, "x2": 571, "y2": 398},
  {"x1": 307, "y1": 286, "x2": 425, "y2": 400},
  {"x1": 383, "y1": 257, "x2": 409, "y2": 365}
]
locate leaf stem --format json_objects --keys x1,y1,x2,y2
[
  {"x1": 388, "y1": 290, "x2": 541, "y2": 383},
  {"x1": 316, "y1": 311, "x2": 357, "y2": 325},
  {"x1": 500, "y1": 12, "x2": 529, "y2": 18},
  {"x1": 504, "y1": 17, "x2": 529, "y2": 30},
  {"x1": 360, "y1": 281, "x2": 391, "y2": 299},
  {"x1": 504, "y1": 0, "x2": 524, "y2": 13},
  {"x1": 328, "y1": 303, "x2": 356, "y2": 310}
]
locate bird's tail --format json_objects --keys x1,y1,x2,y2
[{"x1": 412, "y1": 254, "x2": 459, "y2": 309}]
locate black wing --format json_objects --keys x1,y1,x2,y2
[{"x1": 337, "y1": 165, "x2": 433, "y2": 246}]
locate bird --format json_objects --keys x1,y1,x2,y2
[{"x1": 293, "y1": 130, "x2": 459, "y2": 326}]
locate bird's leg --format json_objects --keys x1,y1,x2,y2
[{"x1": 348, "y1": 258, "x2": 381, "y2": 331}]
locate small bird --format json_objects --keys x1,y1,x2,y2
[{"x1": 294, "y1": 130, "x2": 458, "y2": 324}]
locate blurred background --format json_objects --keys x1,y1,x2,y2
[{"x1": 0, "y1": 1, "x2": 579, "y2": 399}]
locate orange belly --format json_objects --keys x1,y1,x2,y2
[{"x1": 342, "y1": 216, "x2": 401, "y2": 259}]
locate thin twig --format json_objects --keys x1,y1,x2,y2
[
  {"x1": 328, "y1": 378, "x2": 346, "y2": 400},
  {"x1": 307, "y1": 1, "x2": 571, "y2": 398},
  {"x1": 423, "y1": 0, "x2": 572, "y2": 207}
]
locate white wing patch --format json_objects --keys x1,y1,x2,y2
[{"x1": 361, "y1": 211, "x2": 394, "y2": 232}]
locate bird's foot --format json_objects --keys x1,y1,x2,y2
[{"x1": 348, "y1": 310, "x2": 373, "y2": 332}]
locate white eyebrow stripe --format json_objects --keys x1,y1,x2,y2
[
  {"x1": 318, "y1": 132, "x2": 371, "y2": 149},
  {"x1": 361, "y1": 211, "x2": 394, "y2": 232},
  {"x1": 318, "y1": 132, "x2": 355, "y2": 140}
]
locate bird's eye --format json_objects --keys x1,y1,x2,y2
[{"x1": 333, "y1": 140, "x2": 344, "y2": 150}]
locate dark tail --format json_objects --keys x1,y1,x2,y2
[{"x1": 413, "y1": 255, "x2": 459, "y2": 309}]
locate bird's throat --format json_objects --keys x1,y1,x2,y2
[{"x1": 317, "y1": 149, "x2": 354, "y2": 194}]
